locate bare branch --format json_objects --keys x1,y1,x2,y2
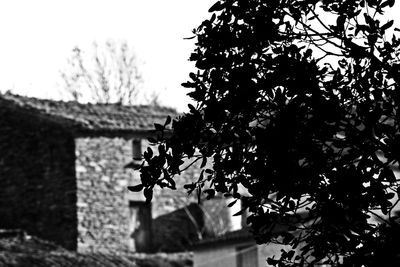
[{"x1": 59, "y1": 40, "x2": 152, "y2": 105}]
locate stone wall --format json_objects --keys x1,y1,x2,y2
[
  {"x1": 0, "y1": 110, "x2": 77, "y2": 250},
  {"x1": 76, "y1": 137, "x2": 235, "y2": 253},
  {"x1": 75, "y1": 137, "x2": 132, "y2": 252},
  {"x1": 75, "y1": 137, "x2": 203, "y2": 252},
  {"x1": 193, "y1": 243, "x2": 240, "y2": 267}
]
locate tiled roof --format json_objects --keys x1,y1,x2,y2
[
  {"x1": 193, "y1": 228, "x2": 254, "y2": 248},
  {"x1": 193, "y1": 212, "x2": 311, "y2": 249},
  {"x1": 0, "y1": 229, "x2": 191, "y2": 266},
  {"x1": 0, "y1": 93, "x2": 178, "y2": 136}
]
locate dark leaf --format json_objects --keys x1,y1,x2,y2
[
  {"x1": 124, "y1": 161, "x2": 141, "y2": 170},
  {"x1": 232, "y1": 208, "x2": 246, "y2": 216},
  {"x1": 144, "y1": 187, "x2": 153, "y2": 203},
  {"x1": 287, "y1": 250, "x2": 295, "y2": 260},
  {"x1": 204, "y1": 188, "x2": 215, "y2": 199},
  {"x1": 387, "y1": 192, "x2": 395, "y2": 199},
  {"x1": 164, "y1": 115, "x2": 171, "y2": 126},
  {"x1": 127, "y1": 184, "x2": 144, "y2": 192},
  {"x1": 205, "y1": 169, "x2": 213, "y2": 174},
  {"x1": 189, "y1": 72, "x2": 196, "y2": 80},
  {"x1": 143, "y1": 147, "x2": 153, "y2": 160},
  {"x1": 184, "y1": 183, "x2": 196, "y2": 191},
  {"x1": 154, "y1": 123, "x2": 164, "y2": 131},
  {"x1": 227, "y1": 199, "x2": 238, "y2": 207},
  {"x1": 379, "y1": 168, "x2": 396, "y2": 183},
  {"x1": 181, "y1": 81, "x2": 195, "y2": 88},
  {"x1": 188, "y1": 103, "x2": 196, "y2": 112},
  {"x1": 147, "y1": 137, "x2": 157, "y2": 144},
  {"x1": 381, "y1": 20, "x2": 394, "y2": 31},
  {"x1": 267, "y1": 257, "x2": 278, "y2": 266},
  {"x1": 208, "y1": 1, "x2": 223, "y2": 12},
  {"x1": 381, "y1": 0, "x2": 395, "y2": 8}
]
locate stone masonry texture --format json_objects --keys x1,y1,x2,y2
[
  {"x1": 0, "y1": 108, "x2": 77, "y2": 250},
  {"x1": 75, "y1": 137, "x2": 133, "y2": 252},
  {"x1": 75, "y1": 137, "x2": 232, "y2": 253},
  {"x1": 0, "y1": 93, "x2": 234, "y2": 253}
]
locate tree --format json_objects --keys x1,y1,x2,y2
[
  {"x1": 60, "y1": 40, "x2": 157, "y2": 105},
  {"x1": 131, "y1": 0, "x2": 400, "y2": 265}
]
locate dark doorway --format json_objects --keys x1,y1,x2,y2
[{"x1": 129, "y1": 201, "x2": 152, "y2": 252}]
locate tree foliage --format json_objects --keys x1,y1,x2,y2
[
  {"x1": 60, "y1": 40, "x2": 158, "y2": 105},
  {"x1": 134, "y1": 0, "x2": 400, "y2": 265}
]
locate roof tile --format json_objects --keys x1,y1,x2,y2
[{"x1": 0, "y1": 93, "x2": 178, "y2": 135}]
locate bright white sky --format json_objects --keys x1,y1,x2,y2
[
  {"x1": 0, "y1": 0, "x2": 215, "y2": 111},
  {"x1": 0, "y1": 1, "x2": 398, "y2": 112}
]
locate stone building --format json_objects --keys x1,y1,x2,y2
[{"x1": 0, "y1": 93, "x2": 232, "y2": 253}]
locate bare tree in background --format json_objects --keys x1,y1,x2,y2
[{"x1": 60, "y1": 40, "x2": 158, "y2": 105}]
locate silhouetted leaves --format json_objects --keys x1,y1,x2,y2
[{"x1": 133, "y1": 0, "x2": 400, "y2": 265}]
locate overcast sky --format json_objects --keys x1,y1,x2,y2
[
  {"x1": 0, "y1": 1, "x2": 398, "y2": 112},
  {"x1": 0, "y1": 0, "x2": 214, "y2": 111}
]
